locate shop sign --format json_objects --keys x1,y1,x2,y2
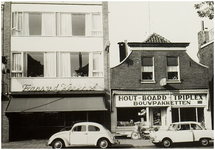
[
  {"x1": 22, "y1": 83, "x2": 99, "y2": 92},
  {"x1": 11, "y1": 78, "x2": 104, "y2": 92},
  {"x1": 116, "y1": 94, "x2": 207, "y2": 107}
]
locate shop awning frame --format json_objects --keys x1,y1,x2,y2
[{"x1": 6, "y1": 97, "x2": 107, "y2": 113}]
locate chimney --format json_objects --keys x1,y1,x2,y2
[
  {"x1": 118, "y1": 40, "x2": 128, "y2": 62},
  {"x1": 198, "y1": 21, "x2": 210, "y2": 47}
]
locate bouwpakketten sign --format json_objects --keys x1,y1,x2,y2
[{"x1": 115, "y1": 94, "x2": 207, "y2": 107}]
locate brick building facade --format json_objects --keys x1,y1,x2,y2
[
  {"x1": 110, "y1": 33, "x2": 212, "y2": 137},
  {"x1": 197, "y1": 27, "x2": 214, "y2": 129}
]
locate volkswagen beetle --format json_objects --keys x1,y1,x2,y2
[{"x1": 46, "y1": 122, "x2": 120, "y2": 149}]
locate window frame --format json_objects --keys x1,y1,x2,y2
[
  {"x1": 11, "y1": 52, "x2": 24, "y2": 77},
  {"x1": 141, "y1": 56, "x2": 155, "y2": 83},
  {"x1": 11, "y1": 11, "x2": 102, "y2": 37},
  {"x1": 166, "y1": 56, "x2": 181, "y2": 83},
  {"x1": 11, "y1": 51, "x2": 103, "y2": 78}
]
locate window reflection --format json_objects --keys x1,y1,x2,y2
[{"x1": 26, "y1": 52, "x2": 44, "y2": 77}]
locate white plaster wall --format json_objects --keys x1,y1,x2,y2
[
  {"x1": 12, "y1": 3, "x2": 102, "y2": 13},
  {"x1": 11, "y1": 37, "x2": 103, "y2": 51}
]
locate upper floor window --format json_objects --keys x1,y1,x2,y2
[
  {"x1": 167, "y1": 57, "x2": 180, "y2": 81},
  {"x1": 12, "y1": 12, "x2": 102, "y2": 36},
  {"x1": 11, "y1": 51, "x2": 103, "y2": 78},
  {"x1": 12, "y1": 12, "x2": 56, "y2": 36},
  {"x1": 141, "y1": 57, "x2": 154, "y2": 82}
]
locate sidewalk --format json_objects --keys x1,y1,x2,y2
[{"x1": 1, "y1": 138, "x2": 152, "y2": 149}]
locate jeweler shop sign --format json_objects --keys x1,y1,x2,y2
[{"x1": 115, "y1": 94, "x2": 207, "y2": 107}]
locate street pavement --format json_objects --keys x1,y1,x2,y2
[{"x1": 1, "y1": 138, "x2": 214, "y2": 149}]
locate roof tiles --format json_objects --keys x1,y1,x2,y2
[{"x1": 144, "y1": 33, "x2": 171, "y2": 43}]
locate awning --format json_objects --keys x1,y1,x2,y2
[{"x1": 6, "y1": 97, "x2": 107, "y2": 113}]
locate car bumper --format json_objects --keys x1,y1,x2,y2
[
  {"x1": 150, "y1": 138, "x2": 161, "y2": 144},
  {"x1": 45, "y1": 141, "x2": 51, "y2": 146},
  {"x1": 113, "y1": 139, "x2": 120, "y2": 145}
]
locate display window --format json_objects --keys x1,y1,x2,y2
[
  {"x1": 172, "y1": 108, "x2": 204, "y2": 124},
  {"x1": 117, "y1": 107, "x2": 147, "y2": 127}
]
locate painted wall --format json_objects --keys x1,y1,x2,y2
[{"x1": 11, "y1": 37, "x2": 103, "y2": 52}]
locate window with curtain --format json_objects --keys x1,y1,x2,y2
[
  {"x1": 24, "y1": 52, "x2": 56, "y2": 77},
  {"x1": 167, "y1": 56, "x2": 179, "y2": 80},
  {"x1": 59, "y1": 13, "x2": 86, "y2": 36},
  {"x1": 92, "y1": 52, "x2": 103, "y2": 77},
  {"x1": 59, "y1": 52, "x2": 89, "y2": 77},
  {"x1": 11, "y1": 51, "x2": 103, "y2": 78},
  {"x1": 12, "y1": 11, "x2": 102, "y2": 36},
  {"x1": 12, "y1": 12, "x2": 22, "y2": 35},
  {"x1": 11, "y1": 53, "x2": 22, "y2": 77},
  {"x1": 12, "y1": 12, "x2": 56, "y2": 36},
  {"x1": 141, "y1": 57, "x2": 154, "y2": 81},
  {"x1": 91, "y1": 13, "x2": 102, "y2": 36}
]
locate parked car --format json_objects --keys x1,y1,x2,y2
[
  {"x1": 46, "y1": 122, "x2": 120, "y2": 149},
  {"x1": 150, "y1": 121, "x2": 214, "y2": 148}
]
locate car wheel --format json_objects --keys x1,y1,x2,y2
[
  {"x1": 200, "y1": 138, "x2": 209, "y2": 146},
  {"x1": 162, "y1": 139, "x2": 172, "y2": 148},
  {"x1": 98, "y1": 139, "x2": 109, "y2": 149},
  {"x1": 52, "y1": 139, "x2": 65, "y2": 149},
  {"x1": 131, "y1": 131, "x2": 139, "y2": 140}
]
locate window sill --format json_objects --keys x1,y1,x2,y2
[
  {"x1": 141, "y1": 80, "x2": 156, "y2": 84},
  {"x1": 166, "y1": 80, "x2": 181, "y2": 84}
]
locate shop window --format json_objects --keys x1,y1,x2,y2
[
  {"x1": 153, "y1": 108, "x2": 161, "y2": 126},
  {"x1": 167, "y1": 57, "x2": 180, "y2": 81},
  {"x1": 141, "y1": 57, "x2": 154, "y2": 82},
  {"x1": 171, "y1": 108, "x2": 179, "y2": 122},
  {"x1": 172, "y1": 108, "x2": 204, "y2": 123},
  {"x1": 117, "y1": 108, "x2": 147, "y2": 126}
]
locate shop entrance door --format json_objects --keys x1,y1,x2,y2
[{"x1": 150, "y1": 107, "x2": 167, "y2": 127}]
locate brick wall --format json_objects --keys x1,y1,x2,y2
[
  {"x1": 2, "y1": 101, "x2": 9, "y2": 143},
  {"x1": 102, "y1": 1, "x2": 111, "y2": 129},
  {"x1": 2, "y1": 2, "x2": 11, "y2": 96},
  {"x1": 2, "y1": 2, "x2": 11, "y2": 143},
  {"x1": 198, "y1": 42, "x2": 214, "y2": 80},
  {"x1": 111, "y1": 50, "x2": 209, "y2": 90}
]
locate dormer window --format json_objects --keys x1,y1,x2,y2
[
  {"x1": 141, "y1": 57, "x2": 155, "y2": 83},
  {"x1": 167, "y1": 56, "x2": 180, "y2": 82}
]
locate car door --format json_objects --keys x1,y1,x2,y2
[
  {"x1": 69, "y1": 125, "x2": 88, "y2": 145},
  {"x1": 190, "y1": 123, "x2": 204, "y2": 141},
  {"x1": 173, "y1": 124, "x2": 193, "y2": 143},
  {"x1": 87, "y1": 125, "x2": 101, "y2": 145}
]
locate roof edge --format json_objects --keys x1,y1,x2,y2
[{"x1": 128, "y1": 42, "x2": 190, "y2": 47}]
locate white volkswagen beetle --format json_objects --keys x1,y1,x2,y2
[
  {"x1": 46, "y1": 122, "x2": 120, "y2": 149},
  {"x1": 150, "y1": 121, "x2": 214, "y2": 148}
]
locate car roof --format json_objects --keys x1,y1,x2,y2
[
  {"x1": 73, "y1": 122, "x2": 103, "y2": 127},
  {"x1": 171, "y1": 121, "x2": 201, "y2": 124}
]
